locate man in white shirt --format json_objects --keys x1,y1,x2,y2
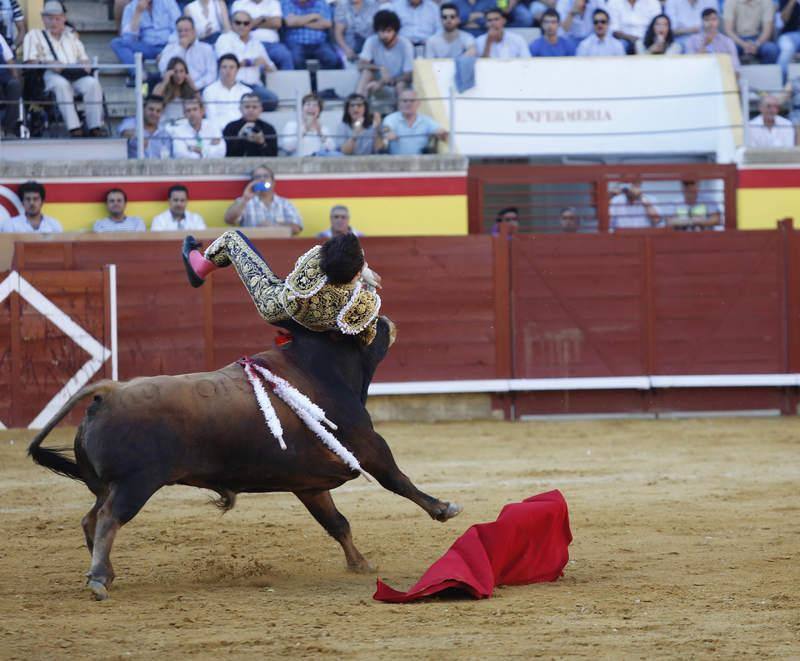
[
  {"x1": 747, "y1": 95, "x2": 796, "y2": 148},
  {"x1": 158, "y1": 16, "x2": 217, "y2": 90},
  {"x1": 230, "y1": 0, "x2": 294, "y2": 69},
  {"x1": 203, "y1": 54, "x2": 253, "y2": 131},
  {"x1": 92, "y1": 188, "x2": 147, "y2": 232},
  {"x1": 576, "y1": 8, "x2": 627, "y2": 55},
  {"x1": 609, "y1": 181, "x2": 661, "y2": 230},
  {"x1": 665, "y1": 0, "x2": 718, "y2": 47},
  {"x1": 606, "y1": 0, "x2": 662, "y2": 53},
  {"x1": 151, "y1": 185, "x2": 207, "y2": 231},
  {"x1": 214, "y1": 12, "x2": 278, "y2": 111},
  {"x1": 476, "y1": 8, "x2": 531, "y2": 58},
  {"x1": 425, "y1": 3, "x2": 477, "y2": 58},
  {"x1": 0, "y1": 181, "x2": 63, "y2": 233},
  {"x1": 168, "y1": 96, "x2": 227, "y2": 158},
  {"x1": 22, "y1": 1, "x2": 106, "y2": 137}
]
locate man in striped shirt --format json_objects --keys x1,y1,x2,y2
[{"x1": 92, "y1": 188, "x2": 147, "y2": 232}]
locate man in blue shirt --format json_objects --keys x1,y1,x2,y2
[
  {"x1": 382, "y1": 88, "x2": 448, "y2": 154},
  {"x1": 529, "y1": 8, "x2": 576, "y2": 56},
  {"x1": 111, "y1": 0, "x2": 181, "y2": 76},
  {"x1": 117, "y1": 94, "x2": 172, "y2": 158},
  {"x1": 452, "y1": 0, "x2": 497, "y2": 36},
  {"x1": 281, "y1": 0, "x2": 342, "y2": 69},
  {"x1": 391, "y1": 0, "x2": 440, "y2": 45}
]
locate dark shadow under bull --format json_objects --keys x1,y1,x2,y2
[{"x1": 28, "y1": 316, "x2": 461, "y2": 600}]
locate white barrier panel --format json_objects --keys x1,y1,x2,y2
[{"x1": 415, "y1": 55, "x2": 741, "y2": 162}]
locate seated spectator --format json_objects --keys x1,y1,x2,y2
[
  {"x1": 152, "y1": 56, "x2": 199, "y2": 124},
  {"x1": 0, "y1": 181, "x2": 62, "y2": 233},
  {"x1": 684, "y1": 8, "x2": 740, "y2": 73},
  {"x1": 111, "y1": 0, "x2": 180, "y2": 85},
  {"x1": 183, "y1": 0, "x2": 231, "y2": 44},
  {"x1": 317, "y1": 205, "x2": 364, "y2": 238},
  {"x1": 477, "y1": 8, "x2": 531, "y2": 58},
  {"x1": 118, "y1": 94, "x2": 172, "y2": 158},
  {"x1": 22, "y1": 1, "x2": 106, "y2": 137},
  {"x1": 391, "y1": 0, "x2": 440, "y2": 46},
  {"x1": 223, "y1": 92, "x2": 278, "y2": 156},
  {"x1": 158, "y1": 17, "x2": 218, "y2": 90},
  {"x1": 335, "y1": 93, "x2": 385, "y2": 154},
  {"x1": 151, "y1": 184, "x2": 207, "y2": 231},
  {"x1": 230, "y1": 0, "x2": 294, "y2": 70},
  {"x1": 0, "y1": 32, "x2": 22, "y2": 138},
  {"x1": 723, "y1": 0, "x2": 778, "y2": 64},
  {"x1": 664, "y1": 0, "x2": 717, "y2": 49},
  {"x1": 334, "y1": 0, "x2": 379, "y2": 64},
  {"x1": 782, "y1": 72, "x2": 800, "y2": 144},
  {"x1": 356, "y1": 10, "x2": 414, "y2": 96},
  {"x1": 425, "y1": 3, "x2": 477, "y2": 58},
  {"x1": 778, "y1": 0, "x2": 800, "y2": 83},
  {"x1": 215, "y1": 10, "x2": 278, "y2": 111},
  {"x1": 93, "y1": 189, "x2": 147, "y2": 232},
  {"x1": 168, "y1": 96, "x2": 227, "y2": 158},
  {"x1": 382, "y1": 88, "x2": 448, "y2": 154},
  {"x1": 747, "y1": 94, "x2": 795, "y2": 148},
  {"x1": 453, "y1": 0, "x2": 496, "y2": 36},
  {"x1": 281, "y1": 92, "x2": 337, "y2": 155},
  {"x1": 529, "y1": 9, "x2": 576, "y2": 56},
  {"x1": 663, "y1": 179, "x2": 722, "y2": 230},
  {"x1": 576, "y1": 8, "x2": 627, "y2": 55},
  {"x1": 606, "y1": 0, "x2": 661, "y2": 53},
  {"x1": 281, "y1": 0, "x2": 342, "y2": 70},
  {"x1": 491, "y1": 206, "x2": 519, "y2": 234},
  {"x1": 203, "y1": 54, "x2": 255, "y2": 130},
  {"x1": 560, "y1": 207, "x2": 580, "y2": 232},
  {"x1": 504, "y1": 0, "x2": 536, "y2": 29},
  {"x1": 223, "y1": 165, "x2": 304, "y2": 235},
  {"x1": 636, "y1": 14, "x2": 681, "y2": 54},
  {"x1": 609, "y1": 181, "x2": 661, "y2": 229},
  {"x1": 558, "y1": 0, "x2": 595, "y2": 43}
]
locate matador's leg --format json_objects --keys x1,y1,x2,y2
[{"x1": 182, "y1": 231, "x2": 288, "y2": 324}]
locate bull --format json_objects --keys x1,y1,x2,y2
[{"x1": 28, "y1": 316, "x2": 461, "y2": 600}]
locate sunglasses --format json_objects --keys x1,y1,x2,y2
[
  {"x1": 594, "y1": 18, "x2": 607, "y2": 24},
  {"x1": 442, "y1": 13, "x2": 458, "y2": 18},
  {"x1": 234, "y1": 20, "x2": 251, "y2": 25}
]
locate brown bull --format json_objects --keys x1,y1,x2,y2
[{"x1": 28, "y1": 317, "x2": 461, "y2": 600}]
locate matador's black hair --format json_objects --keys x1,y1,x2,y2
[{"x1": 320, "y1": 233, "x2": 365, "y2": 285}]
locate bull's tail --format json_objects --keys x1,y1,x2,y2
[{"x1": 27, "y1": 380, "x2": 117, "y2": 482}]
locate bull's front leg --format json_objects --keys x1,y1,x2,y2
[
  {"x1": 294, "y1": 489, "x2": 374, "y2": 573},
  {"x1": 359, "y1": 432, "x2": 462, "y2": 522}
]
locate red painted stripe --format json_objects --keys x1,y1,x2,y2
[
  {"x1": 739, "y1": 169, "x2": 800, "y2": 189},
  {"x1": 38, "y1": 176, "x2": 467, "y2": 203}
]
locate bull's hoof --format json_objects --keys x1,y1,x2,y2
[
  {"x1": 434, "y1": 502, "x2": 463, "y2": 522},
  {"x1": 347, "y1": 559, "x2": 376, "y2": 574},
  {"x1": 87, "y1": 579, "x2": 109, "y2": 601}
]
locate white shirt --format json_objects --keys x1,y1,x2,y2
[
  {"x1": 610, "y1": 193, "x2": 661, "y2": 229},
  {"x1": 606, "y1": 0, "x2": 662, "y2": 40},
  {"x1": 158, "y1": 38, "x2": 218, "y2": 89},
  {"x1": 230, "y1": 0, "x2": 282, "y2": 42},
  {"x1": 1, "y1": 32, "x2": 13, "y2": 61},
  {"x1": 150, "y1": 209, "x2": 207, "y2": 231},
  {"x1": 203, "y1": 80, "x2": 253, "y2": 131},
  {"x1": 23, "y1": 28, "x2": 89, "y2": 64},
  {"x1": 168, "y1": 118, "x2": 227, "y2": 158},
  {"x1": 280, "y1": 120, "x2": 336, "y2": 155},
  {"x1": 747, "y1": 114, "x2": 795, "y2": 149},
  {"x1": 0, "y1": 214, "x2": 63, "y2": 233},
  {"x1": 664, "y1": 0, "x2": 718, "y2": 34},
  {"x1": 475, "y1": 30, "x2": 531, "y2": 58},
  {"x1": 214, "y1": 31, "x2": 274, "y2": 85},
  {"x1": 557, "y1": 0, "x2": 596, "y2": 40},
  {"x1": 184, "y1": 0, "x2": 227, "y2": 38},
  {"x1": 576, "y1": 32, "x2": 627, "y2": 55}
]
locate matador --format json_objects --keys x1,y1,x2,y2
[{"x1": 182, "y1": 230, "x2": 382, "y2": 344}]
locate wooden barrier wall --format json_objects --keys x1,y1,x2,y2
[{"x1": 4, "y1": 226, "x2": 800, "y2": 426}]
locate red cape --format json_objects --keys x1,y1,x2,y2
[{"x1": 374, "y1": 490, "x2": 572, "y2": 602}]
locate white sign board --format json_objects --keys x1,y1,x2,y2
[{"x1": 414, "y1": 55, "x2": 741, "y2": 162}]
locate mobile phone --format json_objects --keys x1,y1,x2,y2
[{"x1": 253, "y1": 181, "x2": 272, "y2": 192}]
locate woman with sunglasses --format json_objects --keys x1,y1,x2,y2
[
  {"x1": 636, "y1": 14, "x2": 681, "y2": 54},
  {"x1": 336, "y1": 93, "x2": 385, "y2": 155}
]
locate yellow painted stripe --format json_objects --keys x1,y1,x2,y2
[{"x1": 737, "y1": 189, "x2": 800, "y2": 230}]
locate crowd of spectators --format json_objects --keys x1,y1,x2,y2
[{"x1": 1, "y1": 0, "x2": 800, "y2": 146}]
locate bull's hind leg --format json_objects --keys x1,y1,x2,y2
[
  {"x1": 360, "y1": 432, "x2": 462, "y2": 522},
  {"x1": 81, "y1": 492, "x2": 108, "y2": 555},
  {"x1": 86, "y1": 477, "x2": 160, "y2": 601},
  {"x1": 294, "y1": 490, "x2": 373, "y2": 573}
]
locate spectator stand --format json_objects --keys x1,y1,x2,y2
[{"x1": 467, "y1": 162, "x2": 737, "y2": 233}]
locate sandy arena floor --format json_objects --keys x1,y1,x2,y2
[{"x1": 0, "y1": 418, "x2": 798, "y2": 659}]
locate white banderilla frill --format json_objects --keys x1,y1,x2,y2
[{"x1": 241, "y1": 359, "x2": 373, "y2": 481}]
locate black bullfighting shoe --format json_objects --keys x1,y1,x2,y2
[{"x1": 182, "y1": 235, "x2": 206, "y2": 288}]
